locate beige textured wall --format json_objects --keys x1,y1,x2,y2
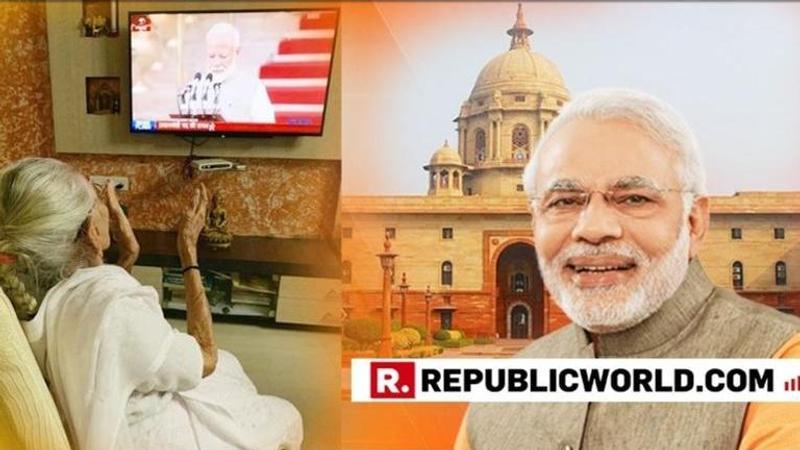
[
  {"x1": 343, "y1": 209, "x2": 800, "y2": 295},
  {"x1": 468, "y1": 168, "x2": 526, "y2": 197},
  {"x1": 342, "y1": 213, "x2": 531, "y2": 291},
  {"x1": 699, "y1": 214, "x2": 800, "y2": 291},
  {"x1": 0, "y1": 2, "x2": 339, "y2": 239}
]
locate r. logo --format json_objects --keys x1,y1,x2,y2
[{"x1": 370, "y1": 362, "x2": 416, "y2": 399}]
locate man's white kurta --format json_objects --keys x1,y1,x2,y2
[{"x1": 217, "y1": 70, "x2": 275, "y2": 124}]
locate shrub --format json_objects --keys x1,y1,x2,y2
[
  {"x1": 435, "y1": 329, "x2": 464, "y2": 340},
  {"x1": 450, "y1": 330, "x2": 466, "y2": 341},
  {"x1": 391, "y1": 319, "x2": 402, "y2": 332},
  {"x1": 399, "y1": 328, "x2": 422, "y2": 346},
  {"x1": 407, "y1": 324, "x2": 428, "y2": 341},
  {"x1": 391, "y1": 331, "x2": 411, "y2": 350},
  {"x1": 434, "y1": 329, "x2": 451, "y2": 341},
  {"x1": 343, "y1": 318, "x2": 381, "y2": 349}
]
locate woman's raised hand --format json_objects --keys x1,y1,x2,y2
[
  {"x1": 176, "y1": 184, "x2": 217, "y2": 376},
  {"x1": 102, "y1": 181, "x2": 139, "y2": 272},
  {"x1": 177, "y1": 184, "x2": 209, "y2": 267}
]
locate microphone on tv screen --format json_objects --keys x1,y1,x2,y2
[
  {"x1": 190, "y1": 72, "x2": 202, "y2": 99},
  {"x1": 212, "y1": 82, "x2": 222, "y2": 114},
  {"x1": 201, "y1": 73, "x2": 214, "y2": 115},
  {"x1": 188, "y1": 72, "x2": 202, "y2": 115},
  {"x1": 177, "y1": 86, "x2": 191, "y2": 116}
]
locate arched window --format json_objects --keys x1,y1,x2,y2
[
  {"x1": 342, "y1": 260, "x2": 352, "y2": 284},
  {"x1": 430, "y1": 173, "x2": 437, "y2": 190},
  {"x1": 512, "y1": 124, "x2": 530, "y2": 153},
  {"x1": 441, "y1": 261, "x2": 453, "y2": 286},
  {"x1": 440, "y1": 170, "x2": 449, "y2": 188},
  {"x1": 475, "y1": 128, "x2": 486, "y2": 162},
  {"x1": 776, "y1": 261, "x2": 787, "y2": 286},
  {"x1": 732, "y1": 261, "x2": 743, "y2": 290},
  {"x1": 453, "y1": 171, "x2": 460, "y2": 190}
]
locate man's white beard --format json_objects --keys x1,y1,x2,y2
[
  {"x1": 209, "y1": 62, "x2": 236, "y2": 83},
  {"x1": 538, "y1": 222, "x2": 691, "y2": 334}
]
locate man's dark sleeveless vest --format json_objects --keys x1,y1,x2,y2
[{"x1": 468, "y1": 259, "x2": 800, "y2": 450}]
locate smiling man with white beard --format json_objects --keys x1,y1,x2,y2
[
  {"x1": 456, "y1": 89, "x2": 800, "y2": 450},
  {"x1": 538, "y1": 221, "x2": 691, "y2": 336}
]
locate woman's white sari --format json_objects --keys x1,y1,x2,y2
[{"x1": 23, "y1": 264, "x2": 302, "y2": 450}]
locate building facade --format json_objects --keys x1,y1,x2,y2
[{"x1": 341, "y1": 6, "x2": 800, "y2": 339}]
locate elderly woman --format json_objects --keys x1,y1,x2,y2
[{"x1": 0, "y1": 158, "x2": 302, "y2": 450}]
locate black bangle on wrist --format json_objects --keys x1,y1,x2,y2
[{"x1": 182, "y1": 265, "x2": 200, "y2": 274}]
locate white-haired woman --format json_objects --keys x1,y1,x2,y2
[{"x1": 0, "y1": 158, "x2": 302, "y2": 450}]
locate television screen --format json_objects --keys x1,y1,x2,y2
[{"x1": 129, "y1": 9, "x2": 338, "y2": 136}]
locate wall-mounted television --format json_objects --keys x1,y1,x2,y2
[{"x1": 129, "y1": 8, "x2": 338, "y2": 137}]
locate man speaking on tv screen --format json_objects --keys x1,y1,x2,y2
[
  {"x1": 179, "y1": 22, "x2": 276, "y2": 124},
  {"x1": 456, "y1": 88, "x2": 800, "y2": 450}
]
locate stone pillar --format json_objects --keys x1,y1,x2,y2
[
  {"x1": 492, "y1": 120, "x2": 500, "y2": 160},
  {"x1": 492, "y1": 120, "x2": 498, "y2": 161},
  {"x1": 399, "y1": 273, "x2": 409, "y2": 328},
  {"x1": 462, "y1": 127, "x2": 468, "y2": 162},
  {"x1": 539, "y1": 113, "x2": 545, "y2": 137},
  {"x1": 424, "y1": 286, "x2": 433, "y2": 345},
  {"x1": 496, "y1": 120, "x2": 502, "y2": 161},
  {"x1": 377, "y1": 234, "x2": 398, "y2": 357},
  {"x1": 487, "y1": 120, "x2": 494, "y2": 161},
  {"x1": 537, "y1": 94, "x2": 546, "y2": 141},
  {"x1": 458, "y1": 124, "x2": 466, "y2": 161}
]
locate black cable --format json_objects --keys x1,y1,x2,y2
[{"x1": 181, "y1": 135, "x2": 211, "y2": 179}]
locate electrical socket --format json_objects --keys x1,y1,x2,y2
[{"x1": 89, "y1": 175, "x2": 130, "y2": 191}]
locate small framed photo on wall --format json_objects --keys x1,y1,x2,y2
[
  {"x1": 81, "y1": 0, "x2": 118, "y2": 37},
  {"x1": 85, "y1": 77, "x2": 120, "y2": 115}
]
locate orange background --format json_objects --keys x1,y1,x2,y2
[
  {"x1": 342, "y1": 401, "x2": 466, "y2": 450},
  {"x1": 340, "y1": 4, "x2": 468, "y2": 448}
]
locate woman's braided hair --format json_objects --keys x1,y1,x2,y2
[
  {"x1": 0, "y1": 263, "x2": 37, "y2": 319},
  {"x1": 0, "y1": 158, "x2": 94, "y2": 320}
]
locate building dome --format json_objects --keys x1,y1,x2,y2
[
  {"x1": 470, "y1": 48, "x2": 566, "y2": 100},
  {"x1": 453, "y1": 4, "x2": 569, "y2": 198},
  {"x1": 468, "y1": 4, "x2": 568, "y2": 101},
  {"x1": 424, "y1": 141, "x2": 467, "y2": 197},
  {"x1": 427, "y1": 141, "x2": 464, "y2": 167}
]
